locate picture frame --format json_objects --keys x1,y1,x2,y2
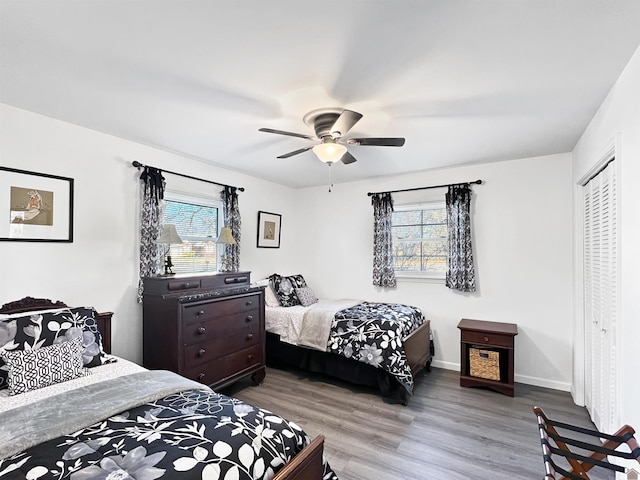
[
  {"x1": 257, "y1": 210, "x2": 281, "y2": 248},
  {"x1": 0, "y1": 166, "x2": 74, "y2": 242}
]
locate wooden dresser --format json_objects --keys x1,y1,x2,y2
[{"x1": 142, "y1": 271, "x2": 266, "y2": 390}]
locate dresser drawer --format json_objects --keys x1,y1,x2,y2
[
  {"x1": 461, "y1": 329, "x2": 514, "y2": 348},
  {"x1": 184, "y1": 345, "x2": 263, "y2": 386},
  {"x1": 183, "y1": 310, "x2": 260, "y2": 346},
  {"x1": 182, "y1": 295, "x2": 260, "y2": 325},
  {"x1": 184, "y1": 324, "x2": 260, "y2": 366}
]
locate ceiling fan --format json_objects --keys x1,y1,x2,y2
[{"x1": 259, "y1": 108, "x2": 405, "y2": 165}]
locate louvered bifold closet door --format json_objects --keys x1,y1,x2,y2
[{"x1": 583, "y1": 160, "x2": 617, "y2": 433}]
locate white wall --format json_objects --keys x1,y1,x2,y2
[
  {"x1": 292, "y1": 153, "x2": 574, "y2": 390},
  {"x1": 572, "y1": 45, "x2": 640, "y2": 435},
  {"x1": 0, "y1": 103, "x2": 298, "y2": 364},
  {"x1": 0, "y1": 103, "x2": 576, "y2": 392}
]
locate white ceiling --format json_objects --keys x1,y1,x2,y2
[{"x1": 2, "y1": 1, "x2": 640, "y2": 189}]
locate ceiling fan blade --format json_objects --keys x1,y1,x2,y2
[
  {"x1": 276, "y1": 146, "x2": 314, "y2": 159},
  {"x1": 329, "y1": 109, "x2": 363, "y2": 137},
  {"x1": 340, "y1": 151, "x2": 357, "y2": 164},
  {"x1": 259, "y1": 128, "x2": 314, "y2": 140},
  {"x1": 347, "y1": 137, "x2": 405, "y2": 147}
]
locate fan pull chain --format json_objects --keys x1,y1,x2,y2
[{"x1": 328, "y1": 163, "x2": 334, "y2": 192}]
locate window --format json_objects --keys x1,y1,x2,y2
[
  {"x1": 392, "y1": 202, "x2": 447, "y2": 278},
  {"x1": 162, "y1": 192, "x2": 222, "y2": 274}
]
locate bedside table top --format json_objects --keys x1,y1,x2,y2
[{"x1": 457, "y1": 318, "x2": 518, "y2": 336}]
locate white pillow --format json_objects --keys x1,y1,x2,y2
[
  {"x1": 264, "y1": 285, "x2": 281, "y2": 307},
  {"x1": 254, "y1": 279, "x2": 281, "y2": 307}
]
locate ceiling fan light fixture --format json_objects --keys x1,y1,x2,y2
[{"x1": 312, "y1": 142, "x2": 347, "y2": 164}]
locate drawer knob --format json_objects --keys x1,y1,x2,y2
[
  {"x1": 196, "y1": 310, "x2": 205, "y2": 318},
  {"x1": 198, "y1": 326, "x2": 206, "y2": 334},
  {"x1": 246, "y1": 300, "x2": 253, "y2": 306},
  {"x1": 484, "y1": 336, "x2": 489, "y2": 342},
  {"x1": 197, "y1": 373, "x2": 205, "y2": 381},
  {"x1": 245, "y1": 315, "x2": 253, "y2": 322},
  {"x1": 247, "y1": 354, "x2": 253, "y2": 361},
  {"x1": 246, "y1": 333, "x2": 253, "y2": 340},
  {"x1": 198, "y1": 348, "x2": 206, "y2": 356}
]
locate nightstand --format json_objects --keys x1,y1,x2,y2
[{"x1": 457, "y1": 318, "x2": 518, "y2": 396}]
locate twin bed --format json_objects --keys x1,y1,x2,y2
[
  {"x1": 0, "y1": 297, "x2": 334, "y2": 480},
  {"x1": 261, "y1": 274, "x2": 433, "y2": 405}
]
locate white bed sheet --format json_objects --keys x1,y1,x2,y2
[
  {"x1": 265, "y1": 298, "x2": 360, "y2": 345},
  {"x1": 265, "y1": 304, "x2": 310, "y2": 345},
  {"x1": 0, "y1": 356, "x2": 146, "y2": 413}
]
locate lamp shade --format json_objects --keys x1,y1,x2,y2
[
  {"x1": 312, "y1": 142, "x2": 347, "y2": 163},
  {"x1": 156, "y1": 224, "x2": 183, "y2": 244},
  {"x1": 216, "y1": 226, "x2": 236, "y2": 245}
]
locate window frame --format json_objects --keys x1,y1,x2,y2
[
  {"x1": 162, "y1": 190, "x2": 224, "y2": 274},
  {"x1": 392, "y1": 201, "x2": 448, "y2": 282}
]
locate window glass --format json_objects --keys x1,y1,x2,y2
[
  {"x1": 392, "y1": 203, "x2": 447, "y2": 277},
  {"x1": 162, "y1": 193, "x2": 222, "y2": 273}
]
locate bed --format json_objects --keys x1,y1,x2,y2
[
  {"x1": 262, "y1": 274, "x2": 433, "y2": 405},
  {"x1": 0, "y1": 296, "x2": 336, "y2": 480}
]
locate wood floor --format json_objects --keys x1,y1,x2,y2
[{"x1": 222, "y1": 366, "x2": 614, "y2": 480}]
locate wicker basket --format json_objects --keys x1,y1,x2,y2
[{"x1": 469, "y1": 347, "x2": 500, "y2": 381}]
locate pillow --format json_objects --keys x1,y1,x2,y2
[
  {"x1": 268, "y1": 274, "x2": 307, "y2": 307},
  {"x1": 0, "y1": 307, "x2": 106, "y2": 390},
  {"x1": 295, "y1": 287, "x2": 318, "y2": 307},
  {"x1": 264, "y1": 285, "x2": 281, "y2": 307},
  {"x1": 1, "y1": 336, "x2": 88, "y2": 395},
  {"x1": 252, "y1": 279, "x2": 281, "y2": 307}
]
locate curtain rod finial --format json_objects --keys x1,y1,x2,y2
[{"x1": 132, "y1": 161, "x2": 143, "y2": 169}]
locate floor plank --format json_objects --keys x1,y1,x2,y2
[{"x1": 222, "y1": 366, "x2": 614, "y2": 480}]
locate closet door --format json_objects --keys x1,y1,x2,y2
[{"x1": 582, "y1": 160, "x2": 617, "y2": 433}]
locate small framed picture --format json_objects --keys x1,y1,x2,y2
[
  {"x1": 0, "y1": 166, "x2": 74, "y2": 242},
  {"x1": 257, "y1": 211, "x2": 281, "y2": 248}
]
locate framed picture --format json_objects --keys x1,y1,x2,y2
[
  {"x1": 257, "y1": 211, "x2": 281, "y2": 248},
  {"x1": 0, "y1": 166, "x2": 74, "y2": 242}
]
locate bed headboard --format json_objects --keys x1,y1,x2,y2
[{"x1": 0, "y1": 296, "x2": 113, "y2": 354}]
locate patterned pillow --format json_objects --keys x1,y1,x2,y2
[
  {"x1": 268, "y1": 274, "x2": 307, "y2": 307},
  {"x1": 1, "y1": 336, "x2": 88, "y2": 395},
  {"x1": 0, "y1": 307, "x2": 106, "y2": 390},
  {"x1": 295, "y1": 287, "x2": 318, "y2": 307}
]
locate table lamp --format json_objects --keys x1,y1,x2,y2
[
  {"x1": 156, "y1": 224, "x2": 183, "y2": 275},
  {"x1": 216, "y1": 226, "x2": 236, "y2": 272}
]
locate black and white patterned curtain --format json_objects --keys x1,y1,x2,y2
[
  {"x1": 137, "y1": 167, "x2": 165, "y2": 302},
  {"x1": 221, "y1": 186, "x2": 241, "y2": 272},
  {"x1": 371, "y1": 192, "x2": 397, "y2": 288},
  {"x1": 445, "y1": 184, "x2": 476, "y2": 292}
]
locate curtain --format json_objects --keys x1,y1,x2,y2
[
  {"x1": 445, "y1": 184, "x2": 476, "y2": 292},
  {"x1": 221, "y1": 186, "x2": 241, "y2": 271},
  {"x1": 371, "y1": 192, "x2": 396, "y2": 288},
  {"x1": 137, "y1": 167, "x2": 165, "y2": 302}
]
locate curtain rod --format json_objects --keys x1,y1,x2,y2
[
  {"x1": 132, "y1": 161, "x2": 245, "y2": 192},
  {"x1": 367, "y1": 179, "x2": 482, "y2": 197}
]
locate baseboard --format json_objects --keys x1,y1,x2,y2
[
  {"x1": 514, "y1": 374, "x2": 571, "y2": 392},
  {"x1": 431, "y1": 359, "x2": 458, "y2": 371},
  {"x1": 429, "y1": 360, "x2": 572, "y2": 392}
]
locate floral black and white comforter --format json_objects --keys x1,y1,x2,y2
[
  {"x1": 0, "y1": 371, "x2": 337, "y2": 480},
  {"x1": 327, "y1": 302, "x2": 425, "y2": 394}
]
